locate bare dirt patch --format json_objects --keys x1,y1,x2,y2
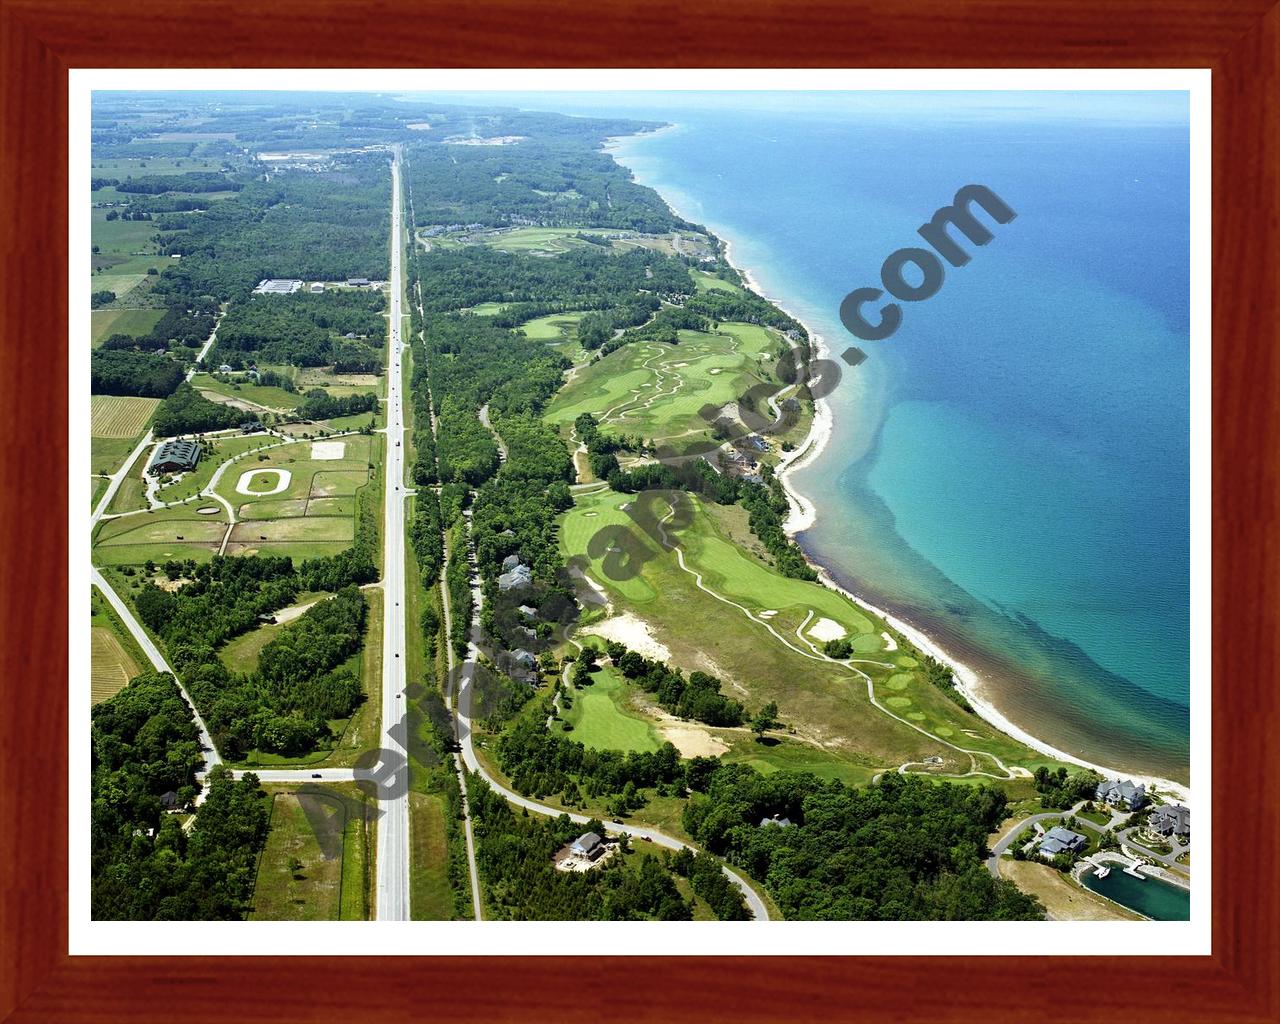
[
  {"x1": 1002, "y1": 860, "x2": 1142, "y2": 921},
  {"x1": 657, "y1": 721, "x2": 729, "y2": 758},
  {"x1": 311, "y1": 441, "x2": 346, "y2": 461}
]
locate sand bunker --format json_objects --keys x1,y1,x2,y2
[
  {"x1": 584, "y1": 613, "x2": 670, "y2": 661},
  {"x1": 196, "y1": 506, "x2": 219, "y2": 515},
  {"x1": 236, "y1": 468, "x2": 291, "y2": 496},
  {"x1": 807, "y1": 617, "x2": 847, "y2": 643},
  {"x1": 758, "y1": 609, "x2": 777, "y2": 618},
  {"x1": 658, "y1": 722, "x2": 728, "y2": 759},
  {"x1": 311, "y1": 440, "x2": 346, "y2": 461},
  {"x1": 881, "y1": 631, "x2": 898, "y2": 652}
]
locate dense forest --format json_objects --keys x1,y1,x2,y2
[
  {"x1": 682, "y1": 766, "x2": 1044, "y2": 920},
  {"x1": 132, "y1": 556, "x2": 376, "y2": 758},
  {"x1": 91, "y1": 350, "x2": 185, "y2": 398},
  {"x1": 405, "y1": 132, "x2": 690, "y2": 233},
  {"x1": 152, "y1": 381, "x2": 252, "y2": 436},
  {"x1": 92, "y1": 671, "x2": 269, "y2": 919},
  {"x1": 148, "y1": 153, "x2": 391, "y2": 303},
  {"x1": 213, "y1": 290, "x2": 386, "y2": 370}
]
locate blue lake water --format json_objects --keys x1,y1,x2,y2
[{"x1": 440, "y1": 91, "x2": 1192, "y2": 780}]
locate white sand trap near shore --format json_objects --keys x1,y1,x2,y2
[
  {"x1": 807, "y1": 616, "x2": 847, "y2": 643},
  {"x1": 311, "y1": 440, "x2": 346, "y2": 460},
  {"x1": 881, "y1": 631, "x2": 898, "y2": 652},
  {"x1": 236, "y1": 468, "x2": 291, "y2": 496},
  {"x1": 584, "y1": 612, "x2": 670, "y2": 661}
]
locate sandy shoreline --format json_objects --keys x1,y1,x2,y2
[{"x1": 605, "y1": 129, "x2": 1192, "y2": 807}]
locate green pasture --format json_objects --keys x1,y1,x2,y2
[
  {"x1": 93, "y1": 504, "x2": 228, "y2": 566},
  {"x1": 192, "y1": 373, "x2": 302, "y2": 411},
  {"x1": 154, "y1": 433, "x2": 279, "y2": 504},
  {"x1": 91, "y1": 308, "x2": 164, "y2": 347}
]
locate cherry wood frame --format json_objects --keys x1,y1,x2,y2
[{"x1": 3, "y1": 1, "x2": 1277, "y2": 1020}]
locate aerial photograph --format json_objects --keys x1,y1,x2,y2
[{"x1": 86, "y1": 88, "x2": 1192, "y2": 924}]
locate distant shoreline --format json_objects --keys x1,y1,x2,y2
[{"x1": 604, "y1": 128, "x2": 1192, "y2": 807}]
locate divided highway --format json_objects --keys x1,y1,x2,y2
[{"x1": 375, "y1": 150, "x2": 411, "y2": 921}]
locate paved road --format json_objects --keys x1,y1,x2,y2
[
  {"x1": 233, "y1": 768, "x2": 359, "y2": 783},
  {"x1": 374, "y1": 150, "x2": 411, "y2": 922},
  {"x1": 452, "y1": 513, "x2": 770, "y2": 921},
  {"x1": 984, "y1": 807, "x2": 1081, "y2": 878},
  {"x1": 91, "y1": 431, "x2": 153, "y2": 526},
  {"x1": 91, "y1": 567, "x2": 221, "y2": 782}
]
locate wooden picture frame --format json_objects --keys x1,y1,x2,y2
[{"x1": 2, "y1": 1, "x2": 1275, "y2": 1020}]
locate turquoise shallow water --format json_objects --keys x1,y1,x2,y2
[{"x1": 445, "y1": 91, "x2": 1192, "y2": 780}]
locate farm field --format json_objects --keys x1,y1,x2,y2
[
  {"x1": 559, "y1": 485, "x2": 1045, "y2": 774},
  {"x1": 91, "y1": 395, "x2": 159, "y2": 439},
  {"x1": 90, "y1": 587, "x2": 147, "y2": 704},
  {"x1": 561, "y1": 663, "x2": 660, "y2": 754},
  {"x1": 92, "y1": 156, "x2": 226, "y2": 175},
  {"x1": 216, "y1": 433, "x2": 378, "y2": 561},
  {"x1": 91, "y1": 308, "x2": 165, "y2": 347},
  {"x1": 93, "y1": 503, "x2": 229, "y2": 566},
  {"x1": 543, "y1": 322, "x2": 785, "y2": 453},
  {"x1": 248, "y1": 784, "x2": 375, "y2": 921}
]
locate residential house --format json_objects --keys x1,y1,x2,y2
[
  {"x1": 571, "y1": 832, "x2": 603, "y2": 859},
  {"x1": 1149, "y1": 804, "x2": 1191, "y2": 841},
  {"x1": 1096, "y1": 778, "x2": 1147, "y2": 810},
  {"x1": 1038, "y1": 826, "x2": 1087, "y2": 857}
]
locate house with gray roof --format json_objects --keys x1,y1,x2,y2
[
  {"x1": 1149, "y1": 804, "x2": 1191, "y2": 841},
  {"x1": 1096, "y1": 778, "x2": 1147, "y2": 810},
  {"x1": 758, "y1": 814, "x2": 794, "y2": 828},
  {"x1": 571, "y1": 832, "x2": 603, "y2": 859},
  {"x1": 498, "y1": 563, "x2": 533, "y2": 591},
  {"x1": 1038, "y1": 826, "x2": 1088, "y2": 857}
]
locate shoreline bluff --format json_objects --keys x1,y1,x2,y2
[{"x1": 605, "y1": 128, "x2": 1191, "y2": 807}]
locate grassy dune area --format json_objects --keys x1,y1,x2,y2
[
  {"x1": 559, "y1": 485, "x2": 1045, "y2": 778},
  {"x1": 248, "y1": 783, "x2": 375, "y2": 921},
  {"x1": 690, "y1": 269, "x2": 745, "y2": 294}
]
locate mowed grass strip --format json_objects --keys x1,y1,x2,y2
[
  {"x1": 91, "y1": 395, "x2": 160, "y2": 439},
  {"x1": 410, "y1": 793, "x2": 454, "y2": 920}
]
